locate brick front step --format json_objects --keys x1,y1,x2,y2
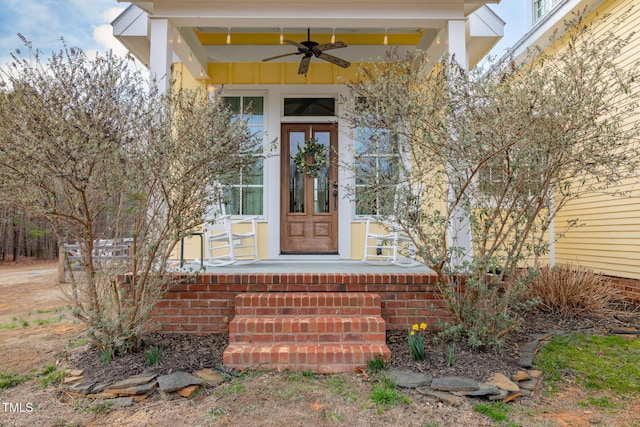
[
  {"x1": 223, "y1": 343, "x2": 391, "y2": 374},
  {"x1": 229, "y1": 316, "x2": 387, "y2": 344},
  {"x1": 223, "y1": 292, "x2": 391, "y2": 372},
  {"x1": 233, "y1": 292, "x2": 382, "y2": 316}
]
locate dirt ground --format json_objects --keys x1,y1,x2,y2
[{"x1": 1, "y1": 261, "x2": 639, "y2": 427}]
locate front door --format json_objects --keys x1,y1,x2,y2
[{"x1": 281, "y1": 123, "x2": 338, "y2": 254}]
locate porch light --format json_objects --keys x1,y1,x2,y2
[
  {"x1": 331, "y1": 28, "x2": 336, "y2": 44},
  {"x1": 280, "y1": 28, "x2": 284, "y2": 44},
  {"x1": 383, "y1": 29, "x2": 388, "y2": 45},
  {"x1": 226, "y1": 28, "x2": 231, "y2": 45},
  {"x1": 436, "y1": 32, "x2": 440, "y2": 45}
]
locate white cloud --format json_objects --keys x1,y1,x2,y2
[
  {"x1": 93, "y1": 24, "x2": 128, "y2": 57},
  {"x1": 93, "y1": 7, "x2": 128, "y2": 57}
]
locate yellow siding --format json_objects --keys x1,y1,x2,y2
[
  {"x1": 351, "y1": 222, "x2": 366, "y2": 260},
  {"x1": 173, "y1": 63, "x2": 206, "y2": 90},
  {"x1": 207, "y1": 62, "x2": 360, "y2": 85},
  {"x1": 554, "y1": 0, "x2": 640, "y2": 279}
]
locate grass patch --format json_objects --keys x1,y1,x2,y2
[
  {"x1": 325, "y1": 376, "x2": 358, "y2": 403},
  {"x1": 39, "y1": 365, "x2": 65, "y2": 388},
  {"x1": 535, "y1": 333, "x2": 640, "y2": 394},
  {"x1": 473, "y1": 402, "x2": 519, "y2": 426},
  {"x1": 0, "y1": 371, "x2": 31, "y2": 390},
  {"x1": 370, "y1": 377, "x2": 410, "y2": 407},
  {"x1": 78, "y1": 400, "x2": 114, "y2": 414},
  {"x1": 0, "y1": 322, "x2": 18, "y2": 329},
  {"x1": 207, "y1": 407, "x2": 228, "y2": 421},
  {"x1": 282, "y1": 369, "x2": 317, "y2": 382}
]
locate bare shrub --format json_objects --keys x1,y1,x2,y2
[{"x1": 526, "y1": 265, "x2": 615, "y2": 317}]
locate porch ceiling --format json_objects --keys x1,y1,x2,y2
[{"x1": 113, "y1": 1, "x2": 503, "y2": 75}]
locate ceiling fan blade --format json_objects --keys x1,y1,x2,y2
[
  {"x1": 262, "y1": 52, "x2": 300, "y2": 62},
  {"x1": 298, "y1": 56, "x2": 311, "y2": 74},
  {"x1": 314, "y1": 41, "x2": 347, "y2": 52},
  {"x1": 316, "y1": 52, "x2": 351, "y2": 69},
  {"x1": 284, "y1": 39, "x2": 308, "y2": 51}
]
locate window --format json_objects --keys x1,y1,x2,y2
[
  {"x1": 478, "y1": 162, "x2": 541, "y2": 203},
  {"x1": 533, "y1": 0, "x2": 562, "y2": 22},
  {"x1": 354, "y1": 127, "x2": 402, "y2": 216},
  {"x1": 284, "y1": 98, "x2": 335, "y2": 117},
  {"x1": 220, "y1": 96, "x2": 264, "y2": 215}
]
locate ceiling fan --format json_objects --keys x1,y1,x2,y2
[{"x1": 262, "y1": 29, "x2": 351, "y2": 74}]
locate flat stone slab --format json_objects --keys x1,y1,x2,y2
[
  {"x1": 195, "y1": 369, "x2": 225, "y2": 386},
  {"x1": 488, "y1": 389, "x2": 509, "y2": 400},
  {"x1": 461, "y1": 383, "x2": 501, "y2": 397},
  {"x1": 106, "y1": 373, "x2": 158, "y2": 390},
  {"x1": 486, "y1": 373, "x2": 520, "y2": 392},
  {"x1": 112, "y1": 397, "x2": 134, "y2": 407},
  {"x1": 385, "y1": 369, "x2": 432, "y2": 388},
  {"x1": 416, "y1": 387, "x2": 465, "y2": 406},
  {"x1": 519, "y1": 378, "x2": 541, "y2": 391},
  {"x1": 430, "y1": 376, "x2": 478, "y2": 392},
  {"x1": 519, "y1": 341, "x2": 539, "y2": 368},
  {"x1": 105, "y1": 380, "x2": 157, "y2": 396},
  {"x1": 68, "y1": 381, "x2": 95, "y2": 395},
  {"x1": 157, "y1": 372, "x2": 204, "y2": 393}
]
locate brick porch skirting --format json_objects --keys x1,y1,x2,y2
[{"x1": 150, "y1": 272, "x2": 446, "y2": 334}]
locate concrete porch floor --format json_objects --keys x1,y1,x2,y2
[{"x1": 174, "y1": 259, "x2": 435, "y2": 274}]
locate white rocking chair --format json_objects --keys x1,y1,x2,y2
[
  {"x1": 204, "y1": 214, "x2": 258, "y2": 266},
  {"x1": 362, "y1": 217, "x2": 420, "y2": 267}
]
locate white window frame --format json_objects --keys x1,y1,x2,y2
[
  {"x1": 533, "y1": 0, "x2": 563, "y2": 23},
  {"x1": 219, "y1": 93, "x2": 266, "y2": 217}
]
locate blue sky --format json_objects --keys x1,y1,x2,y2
[
  {"x1": 0, "y1": 0, "x2": 127, "y2": 66},
  {"x1": 488, "y1": 0, "x2": 529, "y2": 60},
  {"x1": 0, "y1": 0, "x2": 527, "y2": 67}
]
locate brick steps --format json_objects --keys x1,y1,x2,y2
[{"x1": 223, "y1": 292, "x2": 391, "y2": 373}]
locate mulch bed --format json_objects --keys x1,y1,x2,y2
[{"x1": 69, "y1": 303, "x2": 640, "y2": 386}]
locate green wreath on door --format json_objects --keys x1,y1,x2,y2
[{"x1": 292, "y1": 138, "x2": 327, "y2": 177}]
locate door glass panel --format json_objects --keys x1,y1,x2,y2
[
  {"x1": 289, "y1": 132, "x2": 306, "y2": 213},
  {"x1": 313, "y1": 131, "x2": 330, "y2": 213}
]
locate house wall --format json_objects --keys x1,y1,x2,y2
[
  {"x1": 552, "y1": 0, "x2": 640, "y2": 288},
  {"x1": 174, "y1": 58, "x2": 364, "y2": 262}
]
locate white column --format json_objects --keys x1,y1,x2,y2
[
  {"x1": 447, "y1": 19, "x2": 473, "y2": 271},
  {"x1": 447, "y1": 20, "x2": 468, "y2": 71},
  {"x1": 149, "y1": 18, "x2": 173, "y2": 91}
]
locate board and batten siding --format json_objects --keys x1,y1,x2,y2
[{"x1": 554, "y1": 0, "x2": 640, "y2": 280}]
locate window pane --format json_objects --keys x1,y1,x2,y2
[
  {"x1": 284, "y1": 98, "x2": 335, "y2": 116},
  {"x1": 244, "y1": 97, "x2": 264, "y2": 125},
  {"x1": 242, "y1": 187, "x2": 263, "y2": 215},
  {"x1": 313, "y1": 131, "x2": 331, "y2": 213},
  {"x1": 289, "y1": 131, "x2": 305, "y2": 213},
  {"x1": 222, "y1": 187, "x2": 240, "y2": 215},
  {"x1": 223, "y1": 97, "x2": 241, "y2": 114},
  {"x1": 245, "y1": 159, "x2": 264, "y2": 185}
]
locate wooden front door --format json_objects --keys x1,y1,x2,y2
[{"x1": 281, "y1": 124, "x2": 338, "y2": 254}]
